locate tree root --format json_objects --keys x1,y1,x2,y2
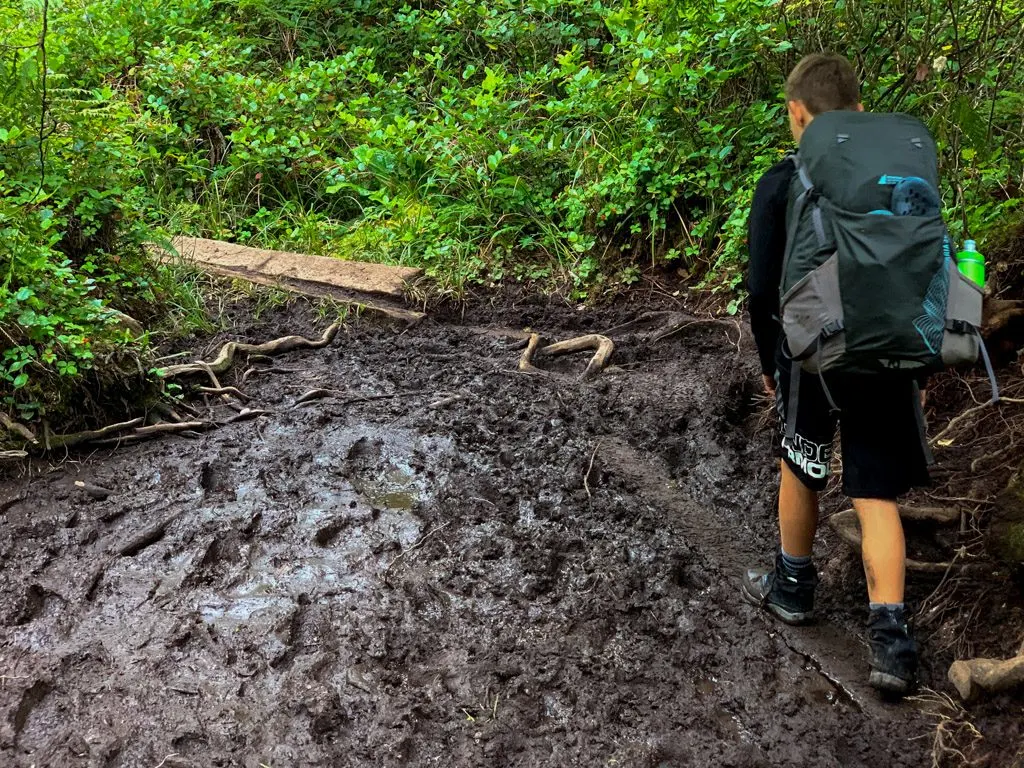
[
  {"x1": 0, "y1": 413, "x2": 37, "y2": 444},
  {"x1": 90, "y1": 421, "x2": 214, "y2": 447},
  {"x1": 828, "y1": 508, "x2": 984, "y2": 574},
  {"x1": 46, "y1": 418, "x2": 146, "y2": 450},
  {"x1": 1, "y1": 450, "x2": 28, "y2": 461},
  {"x1": 518, "y1": 333, "x2": 614, "y2": 379},
  {"x1": 931, "y1": 397, "x2": 1024, "y2": 448},
  {"x1": 982, "y1": 298, "x2": 1024, "y2": 338},
  {"x1": 518, "y1": 333, "x2": 544, "y2": 374},
  {"x1": 949, "y1": 653, "x2": 1024, "y2": 702},
  {"x1": 197, "y1": 386, "x2": 249, "y2": 402},
  {"x1": 294, "y1": 388, "x2": 334, "y2": 406},
  {"x1": 158, "y1": 322, "x2": 341, "y2": 379},
  {"x1": 541, "y1": 334, "x2": 614, "y2": 379},
  {"x1": 601, "y1": 311, "x2": 692, "y2": 337},
  {"x1": 224, "y1": 408, "x2": 270, "y2": 424},
  {"x1": 600, "y1": 311, "x2": 738, "y2": 347}
]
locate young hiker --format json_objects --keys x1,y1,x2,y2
[{"x1": 740, "y1": 53, "x2": 987, "y2": 697}]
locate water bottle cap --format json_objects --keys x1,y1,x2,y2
[{"x1": 964, "y1": 239, "x2": 977, "y2": 251}]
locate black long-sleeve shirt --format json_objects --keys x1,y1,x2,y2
[{"x1": 746, "y1": 158, "x2": 794, "y2": 375}]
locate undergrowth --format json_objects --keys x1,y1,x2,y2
[{"x1": 1, "y1": 0, "x2": 1023, "y2": 428}]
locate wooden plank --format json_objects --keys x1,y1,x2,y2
[{"x1": 171, "y1": 237, "x2": 423, "y2": 298}]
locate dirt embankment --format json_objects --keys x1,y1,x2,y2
[{"x1": 1, "y1": 297, "x2": 1021, "y2": 767}]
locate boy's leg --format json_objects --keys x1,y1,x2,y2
[
  {"x1": 742, "y1": 356, "x2": 835, "y2": 624},
  {"x1": 780, "y1": 460, "x2": 819, "y2": 557},
  {"x1": 838, "y1": 375, "x2": 929, "y2": 695},
  {"x1": 852, "y1": 497, "x2": 905, "y2": 604}
]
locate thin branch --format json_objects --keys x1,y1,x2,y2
[{"x1": 36, "y1": 0, "x2": 49, "y2": 195}]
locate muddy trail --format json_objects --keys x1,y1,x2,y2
[{"x1": 2, "y1": 300, "x2": 1022, "y2": 767}]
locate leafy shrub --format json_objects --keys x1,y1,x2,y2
[{"x1": 1, "y1": 0, "x2": 1023, "y2": 427}]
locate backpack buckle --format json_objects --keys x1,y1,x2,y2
[{"x1": 821, "y1": 320, "x2": 844, "y2": 339}]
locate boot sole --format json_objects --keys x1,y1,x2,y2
[
  {"x1": 869, "y1": 670, "x2": 913, "y2": 696},
  {"x1": 739, "y1": 580, "x2": 814, "y2": 626}
]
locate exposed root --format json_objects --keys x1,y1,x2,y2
[
  {"x1": 827, "y1": 508, "x2": 986, "y2": 574},
  {"x1": 384, "y1": 522, "x2": 452, "y2": 573},
  {"x1": 158, "y1": 322, "x2": 341, "y2": 379},
  {"x1": 294, "y1": 388, "x2": 334, "y2": 406},
  {"x1": 651, "y1": 316, "x2": 736, "y2": 344},
  {"x1": 1, "y1": 450, "x2": 28, "y2": 461},
  {"x1": 931, "y1": 397, "x2": 1024, "y2": 448},
  {"x1": 428, "y1": 393, "x2": 464, "y2": 409},
  {"x1": 584, "y1": 440, "x2": 601, "y2": 498},
  {"x1": 241, "y1": 366, "x2": 298, "y2": 385},
  {"x1": 601, "y1": 311, "x2": 693, "y2": 337},
  {"x1": 90, "y1": 421, "x2": 214, "y2": 447},
  {"x1": 224, "y1": 408, "x2": 271, "y2": 424},
  {"x1": 910, "y1": 690, "x2": 985, "y2": 767},
  {"x1": 46, "y1": 418, "x2": 146, "y2": 450},
  {"x1": 542, "y1": 334, "x2": 614, "y2": 379},
  {"x1": 518, "y1": 333, "x2": 544, "y2": 374},
  {"x1": 899, "y1": 506, "x2": 961, "y2": 524},
  {"x1": 0, "y1": 413, "x2": 37, "y2": 445},
  {"x1": 197, "y1": 386, "x2": 249, "y2": 402},
  {"x1": 982, "y1": 298, "x2": 1024, "y2": 338},
  {"x1": 341, "y1": 390, "x2": 427, "y2": 407},
  {"x1": 949, "y1": 653, "x2": 1024, "y2": 702},
  {"x1": 151, "y1": 403, "x2": 185, "y2": 423}
]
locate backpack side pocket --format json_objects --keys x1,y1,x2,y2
[
  {"x1": 941, "y1": 260, "x2": 982, "y2": 367},
  {"x1": 780, "y1": 251, "x2": 845, "y2": 373}
]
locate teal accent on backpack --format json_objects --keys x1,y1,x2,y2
[{"x1": 913, "y1": 255, "x2": 951, "y2": 355}]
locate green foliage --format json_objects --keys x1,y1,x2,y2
[
  {"x1": 1, "y1": 0, "x2": 1023, "y2": 423},
  {"x1": 67, "y1": 0, "x2": 1017, "y2": 298}
]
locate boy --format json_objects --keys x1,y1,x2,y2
[{"x1": 742, "y1": 53, "x2": 926, "y2": 696}]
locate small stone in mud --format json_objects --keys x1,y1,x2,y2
[{"x1": 74, "y1": 480, "x2": 113, "y2": 501}]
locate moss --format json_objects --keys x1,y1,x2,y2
[{"x1": 990, "y1": 466, "x2": 1024, "y2": 565}]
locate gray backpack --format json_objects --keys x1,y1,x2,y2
[{"x1": 779, "y1": 110, "x2": 998, "y2": 432}]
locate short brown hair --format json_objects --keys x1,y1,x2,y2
[{"x1": 785, "y1": 53, "x2": 860, "y2": 115}]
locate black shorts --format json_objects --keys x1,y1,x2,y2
[{"x1": 774, "y1": 353, "x2": 931, "y2": 499}]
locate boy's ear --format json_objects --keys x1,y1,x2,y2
[
  {"x1": 856, "y1": 102, "x2": 865, "y2": 112},
  {"x1": 787, "y1": 99, "x2": 812, "y2": 128}
]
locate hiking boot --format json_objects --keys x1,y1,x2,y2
[
  {"x1": 866, "y1": 606, "x2": 918, "y2": 696},
  {"x1": 741, "y1": 553, "x2": 818, "y2": 625}
]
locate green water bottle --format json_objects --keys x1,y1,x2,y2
[{"x1": 957, "y1": 239, "x2": 985, "y2": 288}]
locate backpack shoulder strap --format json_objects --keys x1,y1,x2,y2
[{"x1": 781, "y1": 153, "x2": 829, "y2": 287}]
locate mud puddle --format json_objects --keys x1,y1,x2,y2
[{"x1": 0, "y1": 302, "x2": 1018, "y2": 766}]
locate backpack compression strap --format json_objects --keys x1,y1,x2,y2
[{"x1": 788, "y1": 155, "x2": 828, "y2": 247}]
